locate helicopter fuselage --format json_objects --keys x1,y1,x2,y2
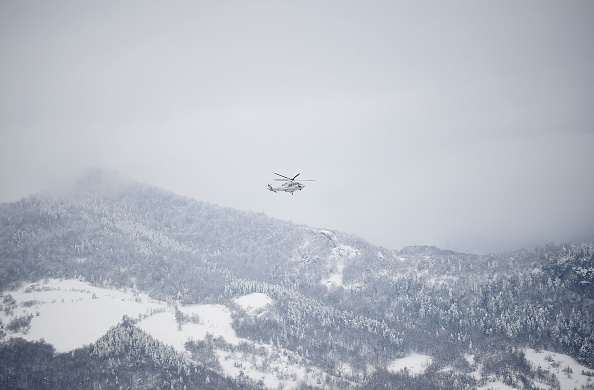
[{"x1": 267, "y1": 181, "x2": 305, "y2": 194}]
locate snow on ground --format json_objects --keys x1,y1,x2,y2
[
  {"x1": 524, "y1": 348, "x2": 594, "y2": 390},
  {"x1": 179, "y1": 304, "x2": 241, "y2": 345},
  {"x1": 465, "y1": 353, "x2": 483, "y2": 381},
  {"x1": 138, "y1": 298, "x2": 333, "y2": 389},
  {"x1": 465, "y1": 353, "x2": 476, "y2": 366},
  {"x1": 234, "y1": 292, "x2": 273, "y2": 315},
  {"x1": 0, "y1": 279, "x2": 165, "y2": 352},
  {"x1": 476, "y1": 379, "x2": 516, "y2": 390},
  {"x1": 1, "y1": 281, "x2": 342, "y2": 389},
  {"x1": 319, "y1": 230, "x2": 336, "y2": 242},
  {"x1": 136, "y1": 312, "x2": 190, "y2": 352},
  {"x1": 321, "y1": 269, "x2": 344, "y2": 289},
  {"x1": 388, "y1": 353, "x2": 433, "y2": 376},
  {"x1": 137, "y1": 303, "x2": 242, "y2": 351},
  {"x1": 218, "y1": 347, "x2": 320, "y2": 390},
  {"x1": 427, "y1": 275, "x2": 459, "y2": 287},
  {"x1": 320, "y1": 245, "x2": 360, "y2": 290}
]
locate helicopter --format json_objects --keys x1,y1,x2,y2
[{"x1": 267, "y1": 172, "x2": 315, "y2": 195}]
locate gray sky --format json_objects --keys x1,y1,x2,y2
[{"x1": 1, "y1": 1, "x2": 593, "y2": 253}]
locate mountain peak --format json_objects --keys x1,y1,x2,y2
[
  {"x1": 40, "y1": 168, "x2": 140, "y2": 200},
  {"x1": 72, "y1": 168, "x2": 134, "y2": 195}
]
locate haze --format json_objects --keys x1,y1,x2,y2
[{"x1": 1, "y1": 1, "x2": 593, "y2": 253}]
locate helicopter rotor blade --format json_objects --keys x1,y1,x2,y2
[
  {"x1": 273, "y1": 172, "x2": 292, "y2": 180},
  {"x1": 273, "y1": 179, "x2": 289, "y2": 181},
  {"x1": 274, "y1": 179, "x2": 315, "y2": 181},
  {"x1": 272, "y1": 172, "x2": 315, "y2": 181}
]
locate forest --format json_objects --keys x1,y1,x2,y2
[{"x1": 1, "y1": 170, "x2": 593, "y2": 389}]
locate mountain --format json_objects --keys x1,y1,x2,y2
[
  {"x1": 0, "y1": 321, "x2": 254, "y2": 390},
  {"x1": 1, "y1": 168, "x2": 593, "y2": 389}
]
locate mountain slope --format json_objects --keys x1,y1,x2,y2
[
  {"x1": 1, "y1": 169, "x2": 593, "y2": 389},
  {"x1": 0, "y1": 322, "x2": 256, "y2": 390}
]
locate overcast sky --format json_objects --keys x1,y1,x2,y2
[{"x1": 1, "y1": 1, "x2": 593, "y2": 253}]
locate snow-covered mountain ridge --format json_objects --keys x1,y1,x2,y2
[{"x1": 1, "y1": 169, "x2": 593, "y2": 389}]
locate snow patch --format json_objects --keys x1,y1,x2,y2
[
  {"x1": 321, "y1": 268, "x2": 345, "y2": 289},
  {"x1": 524, "y1": 348, "x2": 593, "y2": 390},
  {"x1": 320, "y1": 244, "x2": 360, "y2": 290},
  {"x1": 0, "y1": 279, "x2": 164, "y2": 352},
  {"x1": 333, "y1": 244, "x2": 360, "y2": 259},
  {"x1": 136, "y1": 312, "x2": 189, "y2": 352},
  {"x1": 218, "y1": 347, "x2": 324, "y2": 390},
  {"x1": 427, "y1": 275, "x2": 459, "y2": 287},
  {"x1": 319, "y1": 230, "x2": 336, "y2": 242},
  {"x1": 464, "y1": 353, "x2": 476, "y2": 366},
  {"x1": 234, "y1": 293, "x2": 273, "y2": 315},
  {"x1": 388, "y1": 353, "x2": 433, "y2": 376},
  {"x1": 137, "y1": 304, "x2": 241, "y2": 350},
  {"x1": 477, "y1": 379, "x2": 516, "y2": 390},
  {"x1": 0, "y1": 279, "x2": 343, "y2": 389}
]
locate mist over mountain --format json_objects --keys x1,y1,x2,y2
[{"x1": 1, "y1": 169, "x2": 593, "y2": 389}]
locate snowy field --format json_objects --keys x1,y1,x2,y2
[
  {"x1": 234, "y1": 292, "x2": 273, "y2": 316},
  {"x1": 0, "y1": 279, "x2": 333, "y2": 389},
  {"x1": 0, "y1": 278, "x2": 165, "y2": 352},
  {"x1": 136, "y1": 303, "x2": 243, "y2": 350},
  {"x1": 6, "y1": 279, "x2": 590, "y2": 389},
  {"x1": 524, "y1": 348, "x2": 594, "y2": 390},
  {"x1": 468, "y1": 349, "x2": 594, "y2": 390},
  {"x1": 388, "y1": 353, "x2": 433, "y2": 376},
  {"x1": 476, "y1": 379, "x2": 516, "y2": 390}
]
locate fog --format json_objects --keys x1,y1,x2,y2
[{"x1": 1, "y1": 1, "x2": 593, "y2": 253}]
